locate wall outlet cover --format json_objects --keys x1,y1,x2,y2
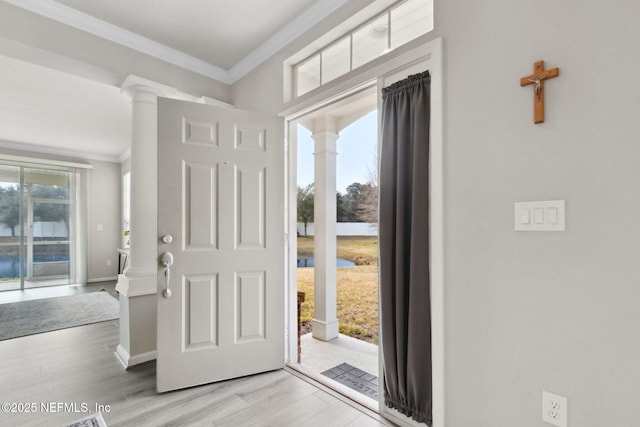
[{"x1": 542, "y1": 390, "x2": 567, "y2": 427}]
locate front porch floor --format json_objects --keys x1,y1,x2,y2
[{"x1": 295, "y1": 332, "x2": 380, "y2": 410}]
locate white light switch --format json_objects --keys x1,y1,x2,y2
[
  {"x1": 515, "y1": 200, "x2": 565, "y2": 231},
  {"x1": 533, "y1": 208, "x2": 544, "y2": 224}
]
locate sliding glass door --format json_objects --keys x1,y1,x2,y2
[
  {"x1": 0, "y1": 165, "x2": 22, "y2": 291},
  {"x1": 0, "y1": 163, "x2": 76, "y2": 291}
]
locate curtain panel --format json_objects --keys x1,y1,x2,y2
[{"x1": 379, "y1": 70, "x2": 432, "y2": 425}]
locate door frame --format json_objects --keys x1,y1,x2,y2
[{"x1": 283, "y1": 36, "x2": 444, "y2": 426}]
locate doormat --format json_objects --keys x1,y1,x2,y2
[
  {"x1": 66, "y1": 412, "x2": 108, "y2": 427},
  {"x1": 0, "y1": 291, "x2": 119, "y2": 341},
  {"x1": 321, "y1": 362, "x2": 378, "y2": 399}
]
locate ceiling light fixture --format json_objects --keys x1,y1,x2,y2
[{"x1": 370, "y1": 23, "x2": 388, "y2": 39}]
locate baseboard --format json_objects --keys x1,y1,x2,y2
[
  {"x1": 115, "y1": 274, "x2": 157, "y2": 297},
  {"x1": 115, "y1": 344, "x2": 156, "y2": 370},
  {"x1": 89, "y1": 276, "x2": 117, "y2": 283}
]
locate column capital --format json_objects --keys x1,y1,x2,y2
[
  {"x1": 311, "y1": 130, "x2": 339, "y2": 143},
  {"x1": 312, "y1": 130, "x2": 339, "y2": 155},
  {"x1": 121, "y1": 74, "x2": 174, "y2": 99}
]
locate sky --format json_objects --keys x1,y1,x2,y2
[{"x1": 297, "y1": 109, "x2": 378, "y2": 194}]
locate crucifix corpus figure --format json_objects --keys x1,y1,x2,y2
[{"x1": 520, "y1": 60, "x2": 559, "y2": 124}]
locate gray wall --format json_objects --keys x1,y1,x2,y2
[
  {"x1": 87, "y1": 159, "x2": 121, "y2": 281},
  {"x1": 234, "y1": 0, "x2": 640, "y2": 425},
  {"x1": 438, "y1": 1, "x2": 640, "y2": 426}
]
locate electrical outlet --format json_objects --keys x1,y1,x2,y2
[
  {"x1": 542, "y1": 391, "x2": 567, "y2": 427},
  {"x1": 107, "y1": 259, "x2": 112, "y2": 266}
]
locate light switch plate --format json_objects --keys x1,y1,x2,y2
[{"x1": 515, "y1": 200, "x2": 565, "y2": 231}]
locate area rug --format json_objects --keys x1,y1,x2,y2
[
  {"x1": 0, "y1": 291, "x2": 119, "y2": 341},
  {"x1": 67, "y1": 412, "x2": 108, "y2": 427},
  {"x1": 321, "y1": 362, "x2": 379, "y2": 399}
]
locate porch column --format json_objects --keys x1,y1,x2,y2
[
  {"x1": 115, "y1": 76, "x2": 169, "y2": 368},
  {"x1": 311, "y1": 117, "x2": 339, "y2": 341}
]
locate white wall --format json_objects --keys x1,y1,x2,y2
[
  {"x1": 87, "y1": 159, "x2": 121, "y2": 281},
  {"x1": 437, "y1": 1, "x2": 640, "y2": 426},
  {"x1": 297, "y1": 222, "x2": 378, "y2": 237},
  {"x1": 234, "y1": 1, "x2": 640, "y2": 425}
]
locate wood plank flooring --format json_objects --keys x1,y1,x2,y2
[{"x1": 0, "y1": 320, "x2": 391, "y2": 426}]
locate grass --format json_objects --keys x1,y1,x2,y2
[
  {"x1": 298, "y1": 235, "x2": 378, "y2": 266},
  {"x1": 297, "y1": 236, "x2": 379, "y2": 344}
]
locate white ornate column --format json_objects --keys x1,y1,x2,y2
[
  {"x1": 115, "y1": 76, "x2": 171, "y2": 368},
  {"x1": 311, "y1": 116, "x2": 339, "y2": 341}
]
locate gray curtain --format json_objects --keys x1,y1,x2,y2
[{"x1": 379, "y1": 70, "x2": 432, "y2": 425}]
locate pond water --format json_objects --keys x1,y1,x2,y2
[{"x1": 297, "y1": 257, "x2": 355, "y2": 268}]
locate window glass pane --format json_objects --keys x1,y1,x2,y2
[
  {"x1": 296, "y1": 54, "x2": 321, "y2": 96},
  {"x1": 352, "y1": 15, "x2": 389, "y2": 69},
  {"x1": 25, "y1": 168, "x2": 71, "y2": 282},
  {"x1": 321, "y1": 36, "x2": 351, "y2": 84},
  {"x1": 390, "y1": 0, "x2": 433, "y2": 50},
  {"x1": 0, "y1": 165, "x2": 21, "y2": 290}
]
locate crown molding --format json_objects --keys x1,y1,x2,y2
[
  {"x1": 5, "y1": 0, "x2": 349, "y2": 85},
  {"x1": 0, "y1": 139, "x2": 121, "y2": 164},
  {"x1": 117, "y1": 148, "x2": 131, "y2": 163},
  {"x1": 4, "y1": 0, "x2": 233, "y2": 84}
]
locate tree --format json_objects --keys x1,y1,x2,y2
[
  {"x1": 358, "y1": 156, "x2": 379, "y2": 223},
  {"x1": 357, "y1": 183, "x2": 378, "y2": 223},
  {"x1": 30, "y1": 185, "x2": 69, "y2": 225},
  {"x1": 297, "y1": 183, "x2": 314, "y2": 236},
  {"x1": 0, "y1": 184, "x2": 70, "y2": 238},
  {"x1": 0, "y1": 185, "x2": 20, "y2": 236},
  {"x1": 343, "y1": 182, "x2": 363, "y2": 222},
  {"x1": 338, "y1": 178, "x2": 378, "y2": 223},
  {"x1": 336, "y1": 192, "x2": 348, "y2": 222}
]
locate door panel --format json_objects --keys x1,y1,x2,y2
[{"x1": 157, "y1": 98, "x2": 284, "y2": 393}]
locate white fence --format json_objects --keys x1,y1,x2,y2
[
  {"x1": 297, "y1": 222, "x2": 378, "y2": 236},
  {"x1": 0, "y1": 222, "x2": 68, "y2": 238}
]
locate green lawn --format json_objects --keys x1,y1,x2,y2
[{"x1": 297, "y1": 236, "x2": 379, "y2": 344}]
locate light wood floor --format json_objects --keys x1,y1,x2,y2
[{"x1": 0, "y1": 320, "x2": 392, "y2": 426}]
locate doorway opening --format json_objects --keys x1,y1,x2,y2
[
  {"x1": 0, "y1": 162, "x2": 77, "y2": 291},
  {"x1": 290, "y1": 87, "x2": 380, "y2": 409}
]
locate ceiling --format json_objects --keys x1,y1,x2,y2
[
  {"x1": 0, "y1": 55, "x2": 132, "y2": 160},
  {"x1": 0, "y1": 0, "x2": 350, "y2": 161},
  {"x1": 53, "y1": 0, "x2": 321, "y2": 70}
]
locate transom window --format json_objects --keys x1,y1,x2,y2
[{"x1": 293, "y1": 0, "x2": 433, "y2": 97}]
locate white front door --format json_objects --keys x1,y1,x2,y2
[{"x1": 157, "y1": 98, "x2": 284, "y2": 392}]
